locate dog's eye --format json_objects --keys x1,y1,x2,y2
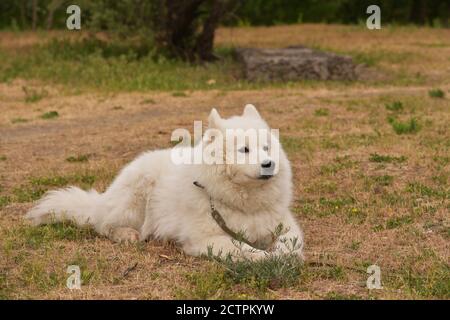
[
  {"x1": 238, "y1": 146, "x2": 249, "y2": 153},
  {"x1": 263, "y1": 145, "x2": 269, "y2": 151}
]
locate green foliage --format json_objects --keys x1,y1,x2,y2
[
  {"x1": 1, "y1": 0, "x2": 448, "y2": 32},
  {"x1": 428, "y1": 88, "x2": 445, "y2": 98},
  {"x1": 386, "y1": 215, "x2": 414, "y2": 229},
  {"x1": 66, "y1": 154, "x2": 90, "y2": 163},
  {"x1": 385, "y1": 101, "x2": 404, "y2": 112},
  {"x1": 233, "y1": 0, "x2": 450, "y2": 26},
  {"x1": 314, "y1": 108, "x2": 329, "y2": 116},
  {"x1": 210, "y1": 252, "x2": 304, "y2": 291},
  {"x1": 369, "y1": 153, "x2": 407, "y2": 163},
  {"x1": 40, "y1": 111, "x2": 59, "y2": 119},
  {"x1": 388, "y1": 117, "x2": 421, "y2": 135}
]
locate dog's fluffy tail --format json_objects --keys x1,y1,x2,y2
[{"x1": 26, "y1": 187, "x2": 103, "y2": 228}]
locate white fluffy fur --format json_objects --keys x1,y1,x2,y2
[{"x1": 26, "y1": 105, "x2": 303, "y2": 260}]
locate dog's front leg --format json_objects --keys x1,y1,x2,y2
[{"x1": 183, "y1": 235, "x2": 268, "y2": 261}]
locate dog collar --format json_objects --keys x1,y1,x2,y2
[{"x1": 193, "y1": 181, "x2": 271, "y2": 251}]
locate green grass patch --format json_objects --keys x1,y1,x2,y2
[
  {"x1": 314, "y1": 108, "x2": 329, "y2": 116},
  {"x1": 0, "y1": 155, "x2": 6, "y2": 161},
  {"x1": 66, "y1": 154, "x2": 90, "y2": 163},
  {"x1": 140, "y1": 98, "x2": 156, "y2": 104},
  {"x1": 19, "y1": 261, "x2": 62, "y2": 293},
  {"x1": 320, "y1": 155, "x2": 357, "y2": 175},
  {"x1": 210, "y1": 253, "x2": 304, "y2": 291},
  {"x1": 172, "y1": 91, "x2": 188, "y2": 97},
  {"x1": 428, "y1": 88, "x2": 445, "y2": 98},
  {"x1": 0, "y1": 195, "x2": 11, "y2": 208},
  {"x1": 386, "y1": 215, "x2": 414, "y2": 230},
  {"x1": 11, "y1": 117, "x2": 28, "y2": 124},
  {"x1": 372, "y1": 175, "x2": 394, "y2": 186},
  {"x1": 295, "y1": 196, "x2": 356, "y2": 217},
  {"x1": 13, "y1": 173, "x2": 97, "y2": 203},
  {"x1": 369, "y1": 153, "x2": 407, "y2": 163},
  {"x1": 388, "y1": 117, "x2": 421, "y2": 135},
  {"x1": 324, "y1": 291, "x2": 362, "y2": 300},
  {"x1": 388, "y1": 255, "x2": 449, "y2": 299},
  {"x1": 178, "y1": 268, "x2": 238, "y2": 299},
  {"x1": 40, "y1": 111, "x2": 59, "y2": 119},
  {"x1": 385, "y1": 101, "x2": 404, "y2": 112},
  {"x1": 407, "y1": 182, "x2": 448, "y2": 199},
  {"x1": 2, "y1": 222, "x2": 96, "y2": 251}
]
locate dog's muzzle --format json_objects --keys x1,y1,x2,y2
[{"x1": 259, "y1": 159, "x2": 275, "y2": 179}]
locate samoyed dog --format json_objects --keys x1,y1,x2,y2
[{"x1": 27, "y1": 104, "x2": 303, "y2": 260}]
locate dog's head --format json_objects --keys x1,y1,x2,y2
[{"x1": 204, "y1": 104, "x2": 288, "y2": 185}]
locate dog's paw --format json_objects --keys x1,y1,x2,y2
[{"x1": 109, "y1": 227, "x2": 140, "y2": 243}]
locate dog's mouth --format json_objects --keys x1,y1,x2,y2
[{"x1": 258, "y1": 174, "x2": 273, "y2": 180}]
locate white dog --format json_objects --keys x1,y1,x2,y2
[{"x1": 26, "y1": 104, "x2": 303, "y2": 260}]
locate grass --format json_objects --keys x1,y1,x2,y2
[
  {"x1": 40, "y1": 111, "x2": 59, "y2": 119},
  {"x1": 11, "y1": 117, "x2": 28, "y2": 124},
  {"x1": 428, "y1": 88, "x2": 445, "y2": 98},
  {"x1": 385, "y1": 101, "x2": 404, "y2": 112},
  {"x1": 385, "y1": 215, "x2": 414, "y2": 229},
  {"x1": 22, "y1": 86, "x2": 48, "y2": 103},
  {"x1": 0, "y1": 25, "x2": 449, "y2": 299},
  {"x1": 314, "y1": 108, "x2": 329, "y2": 116},
  {"x1": 212, "y1": 253, "x2": 304, "y2": 291},
  {"x1": 0, "y1": 38, "x2": 253, "y2": 92},
  {"x1": 66, "y1": 154, "x2": 90, "y2": 163},
  {"x1": 3, "y1": 222, "x2": 96, "y2": 250},
  {"x1": 13, "y1": 173, "x2": 96, "y2": 203},
  {"x1": 369, "y1": 153, "x2": 407, "y2": 163},
  {"x1": 388, "y1": 117, "x2": 421, "y2": 135}
]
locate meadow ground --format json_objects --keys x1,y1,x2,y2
[{"x1": 0, "y1": 24, "x2": 449, "y2": 299}]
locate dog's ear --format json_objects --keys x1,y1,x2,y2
[
  {"x1": 243, "y1": 104, "x2": 261, "y2": 119},
  {"x1": 208, "y1": 108, "x2": 222, "y2": 129}
]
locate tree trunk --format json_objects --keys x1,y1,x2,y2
[
  {"x1": 46, "y1": 0, "x2": 63, "y2": 30},
  {"x1": 19, "y1": 0, "x2": 27, "y2": 29},
  {"x1": 31, "y1": 0, "x2": 38, "y2": 30},
  {"x1": 194, "y1": 0, "x2": 230, "y2": 61},
  {"x1": 410, "y1": 0, "x2": 427, "y2": 25}
]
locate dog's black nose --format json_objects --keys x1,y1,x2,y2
[{"x1": 261, "y1": 159, "x2": 273, "y2": 168}]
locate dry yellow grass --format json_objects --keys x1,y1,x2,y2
[{"x1": 0, "y1": 24, "x2": 449, "y2": 299}]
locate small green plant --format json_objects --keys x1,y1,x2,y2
[
  {"x1": 314, "y1": 108, "x2": 329, "y2": 116},
  {"x1": 40, "y1": 111, "x2": 59, "y2": 120},
  {"x1": 388, "y1": 117, "x2": 421, "y2": 134},
  {"x1": 140, "y1": 98, "x2": 156, "y2": 104},
  {"x1": 386, "y1": 215, "x2": 414, "y2": 229},
  {"x1": 22, "y1": 86, "x2": 48, "y2": 103},
  {"x1": 0, "y1": 155, "x2": 6, "y2": 161},
  {"x1": 207, "y1": 233, "x2": 304, "y2": 291},
  {"x1": 428, "y1": 88, "x2": 445, "y2": 98},
  {"x1": 385, "y1": 101, "x2": 404, "y2": 112},
  {"x1": 0, "y1": 195, "x2": 11, "y2": 208},
  {"x1": 325, "y1": 291, "x2": 362, "y2": 300},
  {"x1": 11, "y1": 117, "x2": 28, "y2": 124},
  {"x1": 66, "y1": 155, "x2": 90, "y2": 163},
  {"x1": 369, "y1": 153, "x2": 407, "y2": 163},
  {"x1": 172, "y1": 91, "x2": 188, "y2": 97},
  {"x1": 373, "y1": 175, "x2": 394, "y2": 186}
]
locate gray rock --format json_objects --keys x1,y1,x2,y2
[{"x1": 235, "y1": 46, "x2": 358, "y2": 81}]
